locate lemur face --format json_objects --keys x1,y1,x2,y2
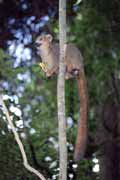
[{"x1": 35, "y1": 34, "x2": 53, "y2": 50}]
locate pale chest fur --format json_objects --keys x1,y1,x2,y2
[{"x1": 39, "y1": 44, "x2": 59, "y2": 71}]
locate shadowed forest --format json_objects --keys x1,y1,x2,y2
[{"x1": 0, "y1": 0, "x2": 120, "y2": 179}]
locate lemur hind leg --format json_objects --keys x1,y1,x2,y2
[{"x1": 66, "y1": 63, "x2": 79, "y2": 79}]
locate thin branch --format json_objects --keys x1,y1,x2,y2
[
  {"x1": 58, "y1": 0, "x2": 67, "y2": 179},
  {"x1": 0, "y1": 95, "x2": 46, "y2": 180}
]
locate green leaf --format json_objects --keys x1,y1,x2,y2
[{"x1": 74, "y1": 0, "x2": 82, "y2": 6}]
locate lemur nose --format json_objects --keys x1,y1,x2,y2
[{"x1": 35, "y1": 42, "x2": 41, "y2": 47}]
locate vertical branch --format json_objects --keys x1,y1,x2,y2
[
  {"x1": 110, "y1": 72, "x2": 120, "y2": 103},
  {"x1": 0, "y1": 95, "x2": 46, "y2": 180},
  {"x1": 58, "y1": 0, "x2": 67, "y2": 179}
]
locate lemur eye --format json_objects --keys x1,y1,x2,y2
[{"x1": 39, "y1": 37, "x2": 42, "y2": 41}]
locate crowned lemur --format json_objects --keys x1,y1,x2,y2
[{"x1": 35, "y1": 34, "x2": 88, "y2": 161}]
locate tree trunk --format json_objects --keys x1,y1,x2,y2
[
  {"x1": 57, "y1": 0, "x2": 67, "y2": 179},
  {"x1": 99, "y1": 101, "x2": 120, "y2": 180}
]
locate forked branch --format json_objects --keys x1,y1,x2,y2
[{"x1": 0, "y1": 95, "x2": 46, "y2": 180}]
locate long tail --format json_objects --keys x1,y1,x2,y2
[{"x1": 74, "y1": 70, "x2": 88, "y2": 162}]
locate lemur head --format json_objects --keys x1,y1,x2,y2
[{"x1": 35, "y1": 34, "x2": 53, "y2": 50}]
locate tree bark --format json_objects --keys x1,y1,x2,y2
[{"x1": 58, "y1": 0, "x2": 67, "y2": 179}]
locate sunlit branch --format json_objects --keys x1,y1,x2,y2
[{"x1": 0, "y1": 95, "x2": 46, "y2": 180}]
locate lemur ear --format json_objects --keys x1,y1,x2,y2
[{"x1": 46, "y1": 34, "x2": 53, "y2": 42}]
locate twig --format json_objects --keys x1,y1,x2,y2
[{"x1": 0, "y1": 95, "x2": 46, "y2": 180}]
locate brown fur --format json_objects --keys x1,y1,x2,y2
[{"x1": 35, "y1": 34, "x2": 88, "y2": 161}]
